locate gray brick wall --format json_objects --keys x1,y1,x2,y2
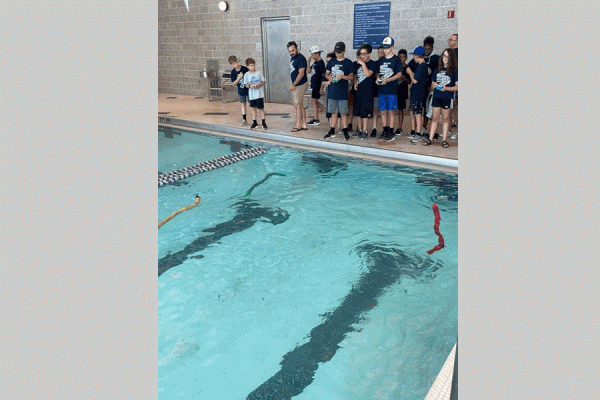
[{"x1": 159, "y1": 0, "x2": 458, "y2": 97}]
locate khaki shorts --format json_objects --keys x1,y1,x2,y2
[{"x1": 292, "y1": 82, "x2": 308, "y2": 104}]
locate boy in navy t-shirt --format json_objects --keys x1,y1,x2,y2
[
  {"x1": 307, "y1": 46, "x2": 327, "y2": 126},
  {"x1": 352, "y1": 44, "x2": 376, "y2": 139},
  {"x1": 324, "y1": 42, "x2": 354, "y2": 140},
  {"x1": 407, "y1": 46, "x2": 429, "y2": 142},
  {"x1": 375, "y1": 37, "x2": 403, "y2": 141},
  {"x1": 228, "y1": 55, "x2": 249, "y2": 126}
]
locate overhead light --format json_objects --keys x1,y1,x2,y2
[{"x1": 218, "y1": 1, "x2": 228, "y2": 11}]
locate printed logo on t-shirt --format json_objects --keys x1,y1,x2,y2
[
  {"x1": 331, "y1": 64, "x2": 344, "y2": 77},
  {"x1": 436, "y1": 71, "x2": 451, "y2": 86},
  {"x1": 290, "y1": 61, "x2": 295, "y2": 71},
  {"x1": 357, "y1": 66, "x2": 366, "y2": 84},
  {"x1": 379, "y1": 63, "x2": 393, "y2": 79}
]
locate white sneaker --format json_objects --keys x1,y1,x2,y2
[
  {"x1": 240, "y1": 120, "x2": 248, "y2": 126},
  {"x1": 450, "y1": 132, "x2": 458, "y2": 140}
]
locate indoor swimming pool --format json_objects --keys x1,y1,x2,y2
[{"x1": 158, "y1": 126, "x2": 458, "y2": 399}]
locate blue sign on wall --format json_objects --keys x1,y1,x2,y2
[{"x1": 353, "y1": 2, "x2": 391, "y2": 50}]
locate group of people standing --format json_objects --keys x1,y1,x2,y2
[{"x1": 227, "y1": 33, "x2": 458, "y2": 148}]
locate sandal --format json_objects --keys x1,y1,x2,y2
[
  {"x1": 291, "y1": 127, "x2": 301, "y2": 132},
  {"x1": 422, "y1": 138, "x2": 432, "y2": 146},
  {"x1": 442, "y1": 141, "x2": 449, "y2": 148}
]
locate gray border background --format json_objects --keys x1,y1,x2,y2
[
  {"x1": 1, "y1": 3, "x2": 157, "y2": 399},
  {"x1": 2, "y1": 2, "x2": 599, "y2": 399}
]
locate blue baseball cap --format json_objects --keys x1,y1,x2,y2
[
  {"x1": 381, "y1": 37, "x2": 395, "y2": 47},
  {"x1": 410, "y1": 46, "x2": 426, "y2": 56}
]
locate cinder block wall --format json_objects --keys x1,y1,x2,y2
[{"x1": 159, "y1": 0, "x2": 458, "y2": 97}]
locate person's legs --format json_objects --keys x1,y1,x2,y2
[
  {"x1": 250, "y1": 106, "x2": 258, "y2": 128},
  {"x1": 415, "y1": 113, "x2": 423, "y2": 134},
  {"x1": 441, "y1": 107, "x2": 452, "y2": 142},
  {"x1": 311, "y1": 98, "x2": 319, "y2": 120},
  {"x1": 380, "y1": 95, "x2": 389, "y2": 127},
  {"x1": 428, "y1": 107, "x2": 441, "y2": 141}
]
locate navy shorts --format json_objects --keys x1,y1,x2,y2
[
  {"x1": 353, "y1": 97, "x2": 373, "y2": 118},
  {"x1": 238, "y1": 94, "x2": 248, "y2": 103},
  {"x1": 311, "y1": 87, "x2": 321, "y2": 99},
  {"x1": 431, "y1": 97, "x2": 453, "y2": 109},
  {"x1": 249, "y1": 98, "x2": 264, "y2": 109}
]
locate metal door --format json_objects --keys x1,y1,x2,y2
[{"x1": 261, "y1": 17, "x2": 291, "y2": 104}]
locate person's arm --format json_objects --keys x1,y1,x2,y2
[
  {"x1": 294, "y1": 67, "x2": 306, "y2": 83},
  {"x1": 407, "y1": 67, "x2": 415, "y2": 84},
  {"x1": 289, "y1": 66, "x2": 306, "y2": 90},
  {"x1": 232, "y1": 71, "x2": 244, "y2": 85},
  {"x1": 440, "y1": 81, "x2": 458, "y2": 93},
  {"x1": 257, "y1": 73, "x2": 266, "y2": 88},
  {"x1": 380, "y1": 72, "x2": 402, "y2": 85},
  {"x1": 360, "y1": 60, "x2": 374, "y2": 78}
]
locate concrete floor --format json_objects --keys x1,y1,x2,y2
[{"x1": 158, "y1": 93, "x2": 458, "y2": 173}]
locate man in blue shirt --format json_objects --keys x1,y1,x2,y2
[{"x1": 287, "y1": 41, "x2": 308, "y2": 132}]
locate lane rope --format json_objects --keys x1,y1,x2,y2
[
  {"x1": 158, "y1": 146, "x2": 270, "y2": 187},
  {"x1": 158, "y1": 195, "x2": 201, "y2": 228},
  {"x1": 427, "y1": 203, "x2": 445, "y2": 254}
]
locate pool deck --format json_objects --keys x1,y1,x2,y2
[
  {"x1": 158, "y1": 93, "x2": 458, "y2": 174},
  {"x1": 158, "y1": 92, "x2": 458, "y2": 399}
]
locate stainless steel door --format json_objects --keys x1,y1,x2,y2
[{"x1": 261, "y1": 17, "x2": 291, "y2": 104}]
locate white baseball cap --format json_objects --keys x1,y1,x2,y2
[{"x1": 310, "y1": 45, "x2": 323, "y2": 54}]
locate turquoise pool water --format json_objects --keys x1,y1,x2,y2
[{"x1": 158, "y1": 126, "x2": 458, "y2": 399}]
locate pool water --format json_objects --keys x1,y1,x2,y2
[{"x1": 158, "y1": 126, "x2": 458, "y2": 399}]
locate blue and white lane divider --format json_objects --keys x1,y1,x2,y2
[{"x1": 158, "y1": 146, "x2": 270, "y2": 187}]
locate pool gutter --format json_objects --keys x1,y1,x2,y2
[{"x1": 159, "y1": 117, "x2": 458, "y2": 173}]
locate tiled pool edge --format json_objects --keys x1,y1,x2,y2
[
  {"x1": 159, "y1": 118, "x2": 458, "y2": 173},
  {"x1": 424, "y1": 342, "x2": 457, "y2": 400}
]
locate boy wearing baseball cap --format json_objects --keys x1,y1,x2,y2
[
  {"x1": 324, "y1": 41, "x2": 354, "y2": 140},
  {"x1": 407, "y1": 46, "x2": 429, "y2": 143},
  {"x1": 307, "y1": 46, "x2": 326, "y2": 126},
  {"x1": 375, "y1": 36, "x2": 404, "y2": 142}
]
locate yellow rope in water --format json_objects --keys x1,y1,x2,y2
[{"x1": 158, "y1": 195, "x2": 201, "y2": 228}]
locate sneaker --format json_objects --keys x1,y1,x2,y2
[
  {"x1": 409, "y1": 134, "x2": 420, "y2": 144},
  {"x1": 378, "y1": 129, "x2": 387, "y2": 140},
  {"x1": 352, "y1": 130, "x2": 361, "y2": 137},
  {"x1": 361, "y1": 131, "x2": 368, "y2": 139},
  {"x1": 451, "y1": 122, "x2": 457, "y2": 128},
  {"x1": 433, "y1": 133, "x2": 439, "y2": 140},
  {"x1": 394, "y1": 128, "x2": 402, "y2": 136},
  {"x1": 343, "y1": 131, "x2": 350, "y2": 140},
  {"x1": 420, "y1": 128, "x2": 427, "y2": 136},
  {"x1": 250, "y1": 121, "x2": 258, "y2": 129},
  {"x1": 385, "y1": 131, "x2": 397, "y2": 142},
  {"x1": 450, "y1": 132, "x2": 458, "y2": 140},
  {"x1": 307, "y1": 119, "x2": 320, "y2": 126},
  {"x1": 370, "y1": 129, "x2": 377, "y2": 138},
  {"x1": 240, "y1": 120, "x2": 248, "y2": 127},
  {"x1": 262, "y1": 122, "x2": 268, "y2": 129},
  {"x1": 324, "y1": 129, "x2": 336, "y2": 139}
]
